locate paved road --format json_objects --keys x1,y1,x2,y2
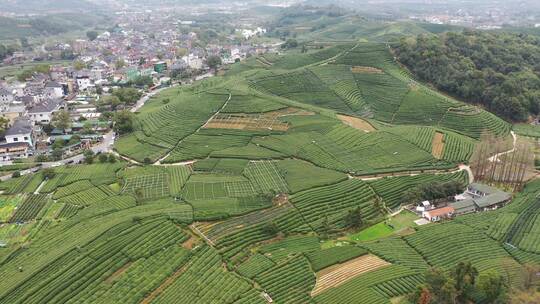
[{"x1": 131, "y1": 84, "x2": 179, "y2": 113}]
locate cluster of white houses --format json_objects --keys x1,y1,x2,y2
[
  {"x1": 418, "y1": 183, "x2": 512, "y2": 222},
  {"x1": 0, "y1": 83, "x2": 64, "y2": 162}
]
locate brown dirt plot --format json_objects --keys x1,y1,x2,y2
[
  {"x1": 351, "y1": 66, "x2": 383, "y2": 74},
  {"x1": 431, "y1": 132, "x2": 445, "y2": 159},
  {"x1": 337, "y1": 114, "x2": 376, "y2": 132},
  {"x1": 311, "y1": 254, "x2": 391, "y2": 296}
]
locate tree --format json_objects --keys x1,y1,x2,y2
[
  {"x1": 0, "y1": 43, "x2": 15, "y2": 61},
  {"x1": 281, "y1": 39, "x2": 298, "y2": 49},
  {"x1": 207, "y1": 55, "x2": 222, "y2": 74},
  {"x1": 344, "y1": 207, "x2": 363, "y2": 229},
  {"x1": 12, "y1": 171, "x2": 21, "y2": 178},
  {"x1": 51, "y1": 110, "x2": 71, "y2": 133},
  {"x1": 98, "y1": 153, "x2": 109, "y2": 163},
  {"x1": 51, "y1": 148, "x2": 63, "y2": 160},
  {"x1": 60, "y1": 50, "x2": 76, "y2": 60},
  {"x1": 42, "y1": 168, "x2": 55, "y2": 180},
  {"x1": 261, "y1": 222, "x2": 279, "y2": 236},
  {"x1": 477, "y1": 271, "x2": 508, "y2": 303},
  {"x1": 86, "y1": 30, "x2": 98, "y2": 41},
  {"x1": 113, "y1": 88, "x2": 142, "y2": 104},
  {"x1": 143, "y1": 157, "x2": 152, "y2": 165},
  {"x1": 131, "y1": 76, "x2": 154, "y2": 87},
  {"x1": 452, "y1": 261, "x2": 479, "y2": 303},
  {"x1": 99, "y1": 95, "x2": 122, "y2": 110},
  {"x1": 108, "y1": 154, "x2": 117, "y2": 163},
  {"x1": 0, "y1": 117, "x2": 9, "y2": 134},
  {"x1": 82, "y1": 122, "x2": 93, "y2": 134},
  {"x1": 83, "y1": 149, "x2": 95, "y2": 164},
  {"x1": 36, "y1": 155, "x2": 49, "y2": 162},
  {"x1": 113, "y1": 110, "x2": 135, "y2": 134}
]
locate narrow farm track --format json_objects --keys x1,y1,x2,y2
[
  {"x1": 350, "y1": 165, "x2": 473, "y2": 182},
  {"x1": 489, "y1": 131, "x2": 517, "y2": 162},
  {"x1": 190, "y1": 223, "x2": 215, "y2": 246},
  {"x1": 154, "y1": 92, "x2": 232, "y2": 165}
]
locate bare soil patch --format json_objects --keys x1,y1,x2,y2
[
  {"x1": 181, "y1": 236, "x2": 197, "y2": 249},
  {"x1": 337, "y1": 114, "x2": 376, "y2": 132},
  {"x1": 311, "y1": 254, "x2": 391, "y2": 296},
  {"x1": 431, "y1": 132, "x2": 445, "y2": 159},
  {"x1": 105, "y1": 262, "x2": 132, "y2": 283},
  {"x1": 273, "y1": 193, "x2": 289, "y2": 207},
  {"x1": 204, "y1": 108, "x2": 314, "y2": 132},
  {"x1": 205, "y1": 113, "x2": 289, "y2": 131},
  {"x1": 351, "y1": 66, "x2": 383, "y2": 74}
]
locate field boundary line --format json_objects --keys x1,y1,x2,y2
[
  {"x1": 155, "y1": 92, "x2": 232, "y2": 164},
  {"x1": 190, "y1": 223, "x2": 215, "y2": 246}
]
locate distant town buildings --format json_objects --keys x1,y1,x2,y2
[{"x1": 0, "y1": 10, "x2": 277, "y2": 163}]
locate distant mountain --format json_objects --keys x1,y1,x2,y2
[
  {"x1": 0, "y1": 0, "x2": 99, "y2": 14},
  {"x1": 0, "y1": 13, "x2": 112, "y2": 41}
]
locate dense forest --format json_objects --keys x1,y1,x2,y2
[{"x1": 394, "y1": 30, "x2": 540, "y2": 121}]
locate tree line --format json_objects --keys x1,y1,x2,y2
[
  {"x1": 405, "y1": 261, "x2": 540, "y2": 304},
  {"x1": 394, "y1": 30, "x2": 540, "y2": 122}
]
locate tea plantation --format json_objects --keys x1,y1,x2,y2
[{"x1": 0, "y1": 40, "x2": 533, "y2": 304}]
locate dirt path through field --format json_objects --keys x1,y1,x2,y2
[
  {"x1": 337, "y1": 114, "x2": 375, "y2": 132},
  {"x1": 431, "y1": 132, "x2": 445, "y2": 159},
  {"x1": 105, "y1": 262, "x2": 132, "y2": 283},
  {"x1": 140, "y1": 261, "x2": 192, "y2": 304},
  {"x1": 311, "y1": 254, "x2": 391, "y2": 296},
  {"x1": 488, "y1": 131, "x2": 517, "y2": 162}
]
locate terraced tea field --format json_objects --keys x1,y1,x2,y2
[{"x1": 0, "y1": 36, "x2": 531, "y2": 304}]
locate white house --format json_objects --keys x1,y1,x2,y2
[
  {"x1": 27, "y1": 99, "x2": 61, "y2": 124},
  {"x1": 76, "y1": 76, "x2": 92, "y2": 91},
  {"x1": 4, "y1": 118, "x2": 33, "y2": 146},
  {"x1": 44, "y1": 81, "x2": 64, "y2": 99},
  {"x1": 183, "y1": 54, "x2": 203, "y2": 70}
]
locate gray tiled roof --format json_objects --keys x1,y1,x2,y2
[
  {"x1": 5, "y1": 119, "x2": 32, "y2": 136},
  {"x1": 474, "y1": 192, "x2": 512, "y2": 208},
  {"x1": 0, "y1": 87, "x2": 11, "y2": 96},
  {"x1": 468, "y1": 183, "x2": 500, "y2": 195},
  {"x1": 450, "y1": 199, "x2": 477, "y2": 213},
  {"x1": 45, "y1": 81, "x2": 62, "y2": 88},
  {"x1": 27, "y1": 99, "x2": 60, "y2": 113}
]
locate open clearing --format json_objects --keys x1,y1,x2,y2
[
  {"x1": 431, "y1": 132, "x2": 445, "y2": 159},
  {"x1": 336, "y1": 114, "x2": 375, "y2": 132},
  {"x1": 311, "y1": 254, "x2": 391, "y2": 296},
  {"x1": 351, "y1": 66, "x2": 383, "y2": 74},
  {"x1": 204, "y1": 113, "x2": 289, "y2": 131},
  {"x1": 347, "y1": 210, "x2": 419, "y2": 241}
]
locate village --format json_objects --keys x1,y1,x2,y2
[{"x1": 0, "y1": 10, "x2": 278, "y2": 165}]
